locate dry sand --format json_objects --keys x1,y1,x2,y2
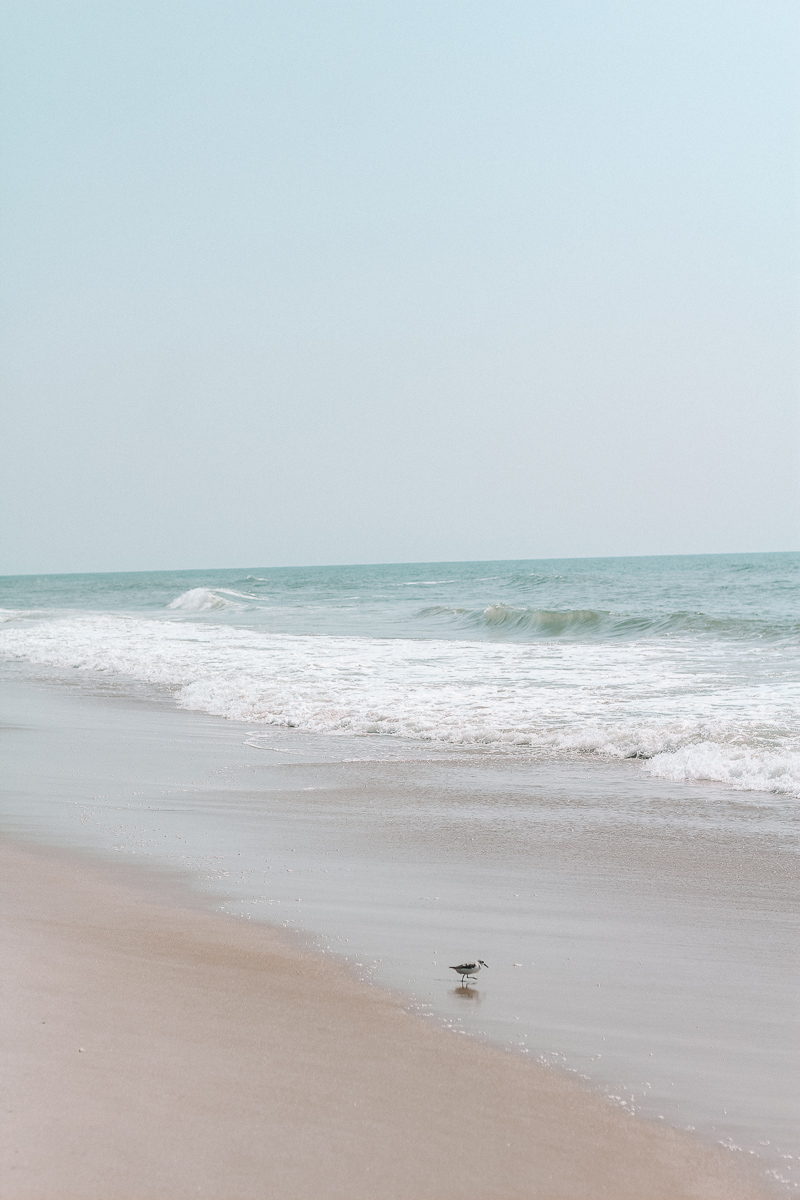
[{"x1": 0, "y1": 839, "x2": 769, "y2": 1200}]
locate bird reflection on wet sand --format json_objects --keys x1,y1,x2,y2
[{"x1": 451, "y1": 986, "x2": 482, "y2": 1003}]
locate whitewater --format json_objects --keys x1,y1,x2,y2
[{"x1": 1, "y1": 552, "x2": 799, "y2": 798}]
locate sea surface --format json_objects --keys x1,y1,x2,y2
[{"x1": 1, "y1": 553, "x2": 798, "y2": 1192}]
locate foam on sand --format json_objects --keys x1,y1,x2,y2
[{"x1": 646, "y1": 741, "x2": 800, "y2": 794}]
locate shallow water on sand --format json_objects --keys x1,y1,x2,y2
[{"x1": 2, "y1": 675, "x2": 797, "y2": 1193}]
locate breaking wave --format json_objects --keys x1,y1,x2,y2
[
  {"x1": 645, "y1": 742, "x2": 800, "y2": 795},
  {"x1": 167, "y1": 587, "x2": 255, "y2": 612},
  {"x1": 418, "y1": 604, "x2": 800, "y2": 642}
]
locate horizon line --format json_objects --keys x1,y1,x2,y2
[{"x1": 2, "y1": 547, "x2": 798, "y2": 581}]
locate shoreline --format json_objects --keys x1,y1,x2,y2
[{"x1": 0, "y1": 834, "x2": 771, "y2": 1199}]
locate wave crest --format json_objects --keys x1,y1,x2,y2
[
  {"x1": 417, "y1": 604, "x2": 799, "y2": 641},
  {"x1": 167, "y1": 587, "x2": 253, "y2": 612},
  {"x1": 485, "y1": 605, "x2": 601, "y2": 633}
]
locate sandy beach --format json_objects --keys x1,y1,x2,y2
[{"x1": 0, "y1": 837, "x2": 771, "y2": 1200}]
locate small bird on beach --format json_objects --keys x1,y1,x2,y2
[{"x1": 450, "y1": 959, "x2": 488, "y2": 984}]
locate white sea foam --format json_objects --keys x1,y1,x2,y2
[
  {"x1": 645, "y1": 742, "x2": 800, "y2": 795},
  {"x1": 1, "y1": 609, "x2": 798, "y2": 797}
]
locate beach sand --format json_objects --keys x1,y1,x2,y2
[{"x1": 0, "y1": 838, "x2": 769, "y2": 1200}]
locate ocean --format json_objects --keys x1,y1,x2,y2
[
  {"x1": 1, "y1": 553, "x2": 798, "y2": 1191},
  {"x1": 2, "y1": 552, "x2": 800, "y2": 794}
]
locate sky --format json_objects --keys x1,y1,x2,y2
[{"x1": 1, "y1": 1, "x2": 797, "y2": 574}]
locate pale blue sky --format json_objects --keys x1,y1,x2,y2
[{"x1": 2, "y1": 1, "x2": 797, "y2": 573}]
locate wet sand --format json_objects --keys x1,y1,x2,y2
[{"x1": 0, "y1": 838, "x2": 769, "y2": 1200}]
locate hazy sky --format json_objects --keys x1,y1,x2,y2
[{"x1": 2, "y1": 1, "x2": 797, "y2": 574}]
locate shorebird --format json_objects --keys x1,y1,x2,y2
[{"x1": 450, "y1": 959, "x2": 488, "y2": 984}]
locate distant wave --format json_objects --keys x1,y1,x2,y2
[
  {"x1": 417, "y1": 604, "x2": 799, "y2": 642},
  {"x1": 418, "y1": 606, "x2": 604, "y2": 635},
  {"x1": 397, "y1": 579, "x2": 459, "y2": 587},
  {"x1": 167, "y1": 587, "x2": 255, "y2": 612}
]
